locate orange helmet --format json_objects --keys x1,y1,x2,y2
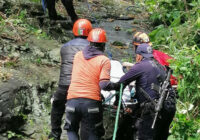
[
  {"x1": 87, "y1": 28, "x2": 107, "y2": 43},
  {"x1": 73, "y1": 19, "x2": 92, "y2": 36},
  {"x1": 133, "y1": 32, "x2": 152, "y2": 46}
]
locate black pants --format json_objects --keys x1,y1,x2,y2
[
  {"x1": 154, "y1": 101, "x2": 176, "y2": 140},
  {"x1": 64, "y1": 98, "x2": 105, "y2": 140},
  {"x1": 46, "y1": 0, "x2": 78, "y2": 22},
  {"x1": 116, "y1": 114, "x2": 135, "y2": 140},
  {"x1": 134, "y1": 102, "x2": 175, "y2": 140},
  {"x1": 50, "y1": 85, "x2": 69, "y2": 138},
  {"x1": 116, "y1": 103, "x2": 139, "y2": 140}
]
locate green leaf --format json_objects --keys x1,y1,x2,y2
[{"x1": 195, "y1": 17, "x2": 200, "y2": 28}]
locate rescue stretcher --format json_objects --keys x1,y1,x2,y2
[{"x1": 101, "y1": 60, "x2": 138, "y2": 140}]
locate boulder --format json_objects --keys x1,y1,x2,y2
[{"x1": 0, "y1": 78, "x2": 31, "y2": 133}]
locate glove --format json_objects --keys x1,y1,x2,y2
[
  {"x1": 111, "y1": 82, "x2": 121, "y2": 91},
  {"x1": 100, "y1": 81, "x2": 120, "y2": 91}
]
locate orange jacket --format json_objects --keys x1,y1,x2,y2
[{"x1": 67, "y1": 51, "x2": 111, "y2": 101}]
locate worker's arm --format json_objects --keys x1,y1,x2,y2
[
  {"x1": 119, "y1": 62, "x2": 142, "y2": 86},
  {"x1": 99, "y1": 80, "x2": 120, "y2": 91},
  {"x1": 122, "y1": 62, "x2": 134, "y2": 71}
]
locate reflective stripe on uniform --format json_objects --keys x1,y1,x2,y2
[
  {"x1": 88, "y1": 107, "x2": 99, "y2": 113},
  {"x1": 95, "y1": 121, "x2": 103, "y2": 128},
  {"x1": 66, "y1": 106, "x2": 75, "y2": 112}
]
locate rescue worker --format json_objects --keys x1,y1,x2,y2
[
  {"x1": 127, "y1": 31, "x2": 178, "y2": 86},
  {"x1": 46, "y1": 0, "x2": 78, "y2": 22},
  {"x1": 48, "y1": 19, "x2": 92, "y2": 140},
  {"x1": 118, "y1": 44, "x2": 176, "y2": 140},
  {"x1": 64, "y1": 28, "x2": 120, "y2": 140}
]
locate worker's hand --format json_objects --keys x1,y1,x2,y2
[
  {"x1": 125, "y1": 108, "x2": 132, "y2": 113},
  {"x1": 122, "y1": 62, "x2": 134, "y2": 71},
  {"x1": 122, "y1": 62, "x2": 134, "y2": 67}
]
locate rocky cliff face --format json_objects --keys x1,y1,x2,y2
[
  {"x1": 0, "y1": 78, "x2": 59, "y2": 140},
  {"x1": 0, "y1": 79, "x2": 30, "y2": 133},
  {"x1": 0, "y1": 1, "x2": 62, "y2": 138}
]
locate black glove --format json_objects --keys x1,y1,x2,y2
[
  {"x1": 111, "y1": 82, "x2": 121, "y2": 91},
  {"x1": 101, "y1": 82, "x2": 121, "y2": 91}
]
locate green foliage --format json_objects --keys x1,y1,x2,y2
[
  {"x1": 144, "y1": 0, "x2": 197, "y2": 26},
  {"x1": 4, "y1": 61, "x2": 17, "y2": 68},
  {"x1": 170, "y1": 47, "x2": 200, "y2": 104},
  {"x1": 7, "y1": 131, "x2": 24, "y2": 139},
  {"x1": 36, "y1": 58, "x2": 42, "y2": 65},
  {"x1": 171, "y1": 113, "x2": 200, "y2": 140},
  {"x1": 19, "y1": 113, "x2": 28, "y2": 121},
  {"x1": 102, "y1": 0, "x2": 115, "y2": 6},
  {"x1": 144, "y1": 0, "x2": 200, "y2": 105},
  {"x1": 30, "y1": 0, "x2": 40, "y2": 3},
  {"x1": 140, "y1": 0, "x2": 200, "y2": 139},
  {"x1": 0, "y1": 17, "x2": 6, "y2": 33},
  {"x1": 170, "y1": 101, "x2": 200, "y2": 140},
  {"x1": 1, "y1": 9, "x2": 49, "y2": 39}
]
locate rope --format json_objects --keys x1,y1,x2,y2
[{"x1": 112, "y1": 84, "x2": 123, "y2": 140}]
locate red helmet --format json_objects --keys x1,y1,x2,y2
[
  {"x1": 73, "y1": 19, "x2": 92, "y2": 36},
  {"x1": 87, "y1": 28, "x2": 107, "y2": 43},
  {"x1": 133, "y1": 32, "x2": 152, "y2": 46}
]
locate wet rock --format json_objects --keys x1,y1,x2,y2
[
  {"x1": 34, "y1": 48, "x2": 45, "y2": 58},
  {"x1": 48, "y1": 48, "x2": 60, "y2": 63},
  {"x1": 0, "y1": 135, "x2": 7, "y2": 140},
  {"x1": 0, "y1": 1, "x2": 5, "y2": 10},
  {"x1": 10, "y1": 52, "x2": 20, "y2": 58},
  {"x1": 100, "y1": 7, "x2": 107, "y2": 13},
  {"x1": 0, "y1": 76, "x2": 57, "y2": 138},
  {"x1": 0, "y1": 78, "x2": 31, "y2": 133},
  {"x1": 0, "y1": 0, "x2": 11, "y2": 12}
]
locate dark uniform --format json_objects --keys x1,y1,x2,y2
[
  {"x1": 119, "y1": 44, "x2": 176, "y2": 140},
  {"x1": 46, "y1": 0, "x2": 78, "y2": 22},
  {"x1": 49, "y1": 38, "x2": 89, "y2": 140}
]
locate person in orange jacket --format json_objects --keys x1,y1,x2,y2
[
  {"x1": 64, "y1": 28, "x2": 120, "y2": 140},
  {"x1": 48, "y1": 19, "x2": 92, "y2": 140}
]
